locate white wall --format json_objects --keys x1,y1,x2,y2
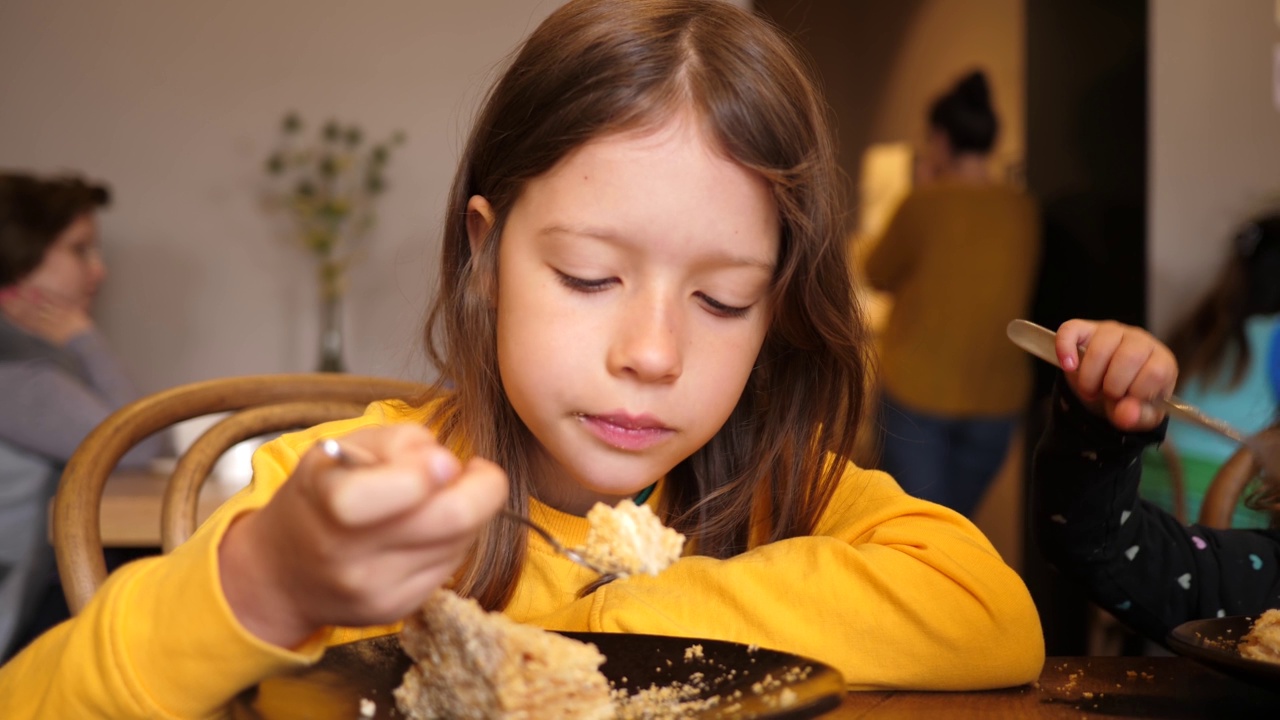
[
  {"x1": 1149, "y1": 0, "x2": 1280, "y2": 335},
  {"x1": 0, "y1": 1, "x2": 570, "y2": 390}
]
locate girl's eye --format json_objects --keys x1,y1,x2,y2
[
  {"x1": 554, "y1": 270, "x2": 615, "y2": 292},
  {"x1": 697, "y1": 292, "x2": 751, "y2": 319}
]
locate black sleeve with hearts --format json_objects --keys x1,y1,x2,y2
[{"x1": 1031, "y1": 376, "x2": 1280, "y2": 644}]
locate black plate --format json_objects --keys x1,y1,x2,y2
[
  {"x1": 1167, "y1": 615, "x2": 1280, "y2": 692},
  {"x1": 230, "y1": 632, "x2": 845, "y2": 719}
]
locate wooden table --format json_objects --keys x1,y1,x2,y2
[
  {"x1": 238, "y1": 637, "x2": 1280, "y2": 719},
  {"x1": 826, "y1": 656, "x2": 1279, "y2": 718},
  {"x1": 94, "y1": 469, "x2": 242, "y2": 547}
]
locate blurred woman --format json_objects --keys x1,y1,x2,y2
[
  {"x1": 865, "y1": 70, "x2": 1040, "y2": 516},
  {"x1": 0, "y1": 172, "x2": 164, "y2": 658}
]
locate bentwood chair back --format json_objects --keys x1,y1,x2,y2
[
  {"x1": 53, "y1": 373, "x2": 429, "y2": 614},
  {"x1": 1198, "y1": 426, "x2": 1280, "y2": 529}
]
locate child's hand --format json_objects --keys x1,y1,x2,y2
[
  {"x1": 218, "y1": 424, "x2": 508, "y2": 649},
  {"x1": 0, "y1": 285, "x2": 93, "y2": 346},
  {"x1": 1055, "y1": 319, "x2": 1178, "y2": 432}
]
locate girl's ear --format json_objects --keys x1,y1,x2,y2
[
  {"x1": 466, "y1": 195, "x2": 497, "y2": 257},
  {"x1": 465, "y1": 195, "x2": 498, "y2": 306}
]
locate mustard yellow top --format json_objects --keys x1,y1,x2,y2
[
  {"x1": 0, "y1": 400, "x2": 1044, "y2": 718},
  {"x1": 866, "y1": 183, "x2": 1040, "y2": 416}
]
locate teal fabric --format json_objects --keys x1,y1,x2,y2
[
  {"x1": 1138, "y1": 315, "x2": 1279, "y2": 531},
  {"x1": 633, "y1": 483, "x2": 657, "y2": 505},
  {"x1": 1139, "y1": 446, "x2": 1271, "y2": 529},
  {"x1": 1169, "y1": 314, "x2": 1279, "y2": 461}
]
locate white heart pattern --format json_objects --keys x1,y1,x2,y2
[
  {"x1": 1177, "y1": 573, "x2": 1192, "y2": 590},
  {"x1": 1125, "y1": 545, "x2": 1140, "y2": 561},
  {"x1": 1120, "y1": 510, "x2": 1131, "y2": 525}
]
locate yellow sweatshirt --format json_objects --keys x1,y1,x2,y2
[
  {"x1": 865, "y1": 182, "x2": 1040, "y2": 416},
  {"x1": 0, "y1": 400, "x2": 1044, "y2": 717}
]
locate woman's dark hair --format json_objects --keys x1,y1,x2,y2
[
  {"x1": 1168, "y1": 213, "x2": 1280, "y2": 388},
  {"x1": 928, "y1": 70, "x2": 998, "y2": 155},
  {"x1": 0, "y1": 172, "x2": 111, "y2": 286}
]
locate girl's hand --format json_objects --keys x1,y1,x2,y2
[
  {"x1": 1055, "y1": 319, "x2": 1178, "y2": 432},
  {"x1": 0, "y1": 285, "x2": 92, "y2": 346},
  {"x1": 218, "y1": 424, "x2": 508, "y2": 649}
]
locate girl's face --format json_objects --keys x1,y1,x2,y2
[
  {"x1": 20, "y1": 213, "x2": 106, "y2": 310},
  {"x1": 472, "y1": 114, "x2": 778, "y2": 515}
]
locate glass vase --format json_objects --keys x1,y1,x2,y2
[{"x1": 317, "y1": 290, "x2": 347, "y2": 373}]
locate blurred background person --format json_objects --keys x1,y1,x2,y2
[
  {"x1": 1139, "y1": 211, "x2": 1280, "y2": 529},
  {"x1": 865, "y1": 70, "x2": 1040, "y2": 517},
  {"x1": 0, "y1": 172, "x2": 165, "y2": 659}
]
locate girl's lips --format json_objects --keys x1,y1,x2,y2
[{"x1": 578, "y1": 412, "x2": 674, "y2": 451}]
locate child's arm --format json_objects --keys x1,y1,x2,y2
[
  {"x1": 0, "y1": 419, "x2": 507, "y2": 719},
  {"x1": 1034, "y1": 319, "x2": 1280, "y2": 642},
  {"x1": 1034, "y1": 374, "x2": 1280, "y2": 642},
  {"x1": 531, "y1": 471, "x2": 1045, "y2": 691}
]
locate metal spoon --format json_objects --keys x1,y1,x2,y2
[
  {"x1": 319, "y1": 439, "x2": 620, "y2": 586},
  {"x1": 1006, "y1": 319, "x2": 1280, "y2": 480}
]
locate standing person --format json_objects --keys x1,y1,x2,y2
[
  {"x1": 1139, "y1": 213, "x2": 1280, "y2": 529},
  {"x1": 0, "y1": 3, "x2": 1043, "y2": 716},
  {"x1": 865, "y1": 69, "x2": 1040, "y2": 517},
  {"x1": 1034, "y1": 319, "x2": 1280, "y2": 644},
  {"x1": 0, "y1": 172, "x2": 165, "y2": 659}
]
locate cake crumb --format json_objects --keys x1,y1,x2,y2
[
  {"x1": 394, "y1": 590, "x2": 613, "y2": 720},
  {"x1": 358, "y1": 698, "x2": 376, "y2": 718},
  {"x1": 778, "y1": 688, "x2": 797, "y2": 707}
]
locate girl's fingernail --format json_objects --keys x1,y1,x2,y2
[
  {"x1": 1061, "y1": 354, "x2": 1077, "y2": 371},
  {"x1": 427, "y1": 448, "x2": 460, "y2": 486}
]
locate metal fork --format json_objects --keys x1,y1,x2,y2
[
  {"x1": 1007, "y1": 319, "x2": 1280, "y2": 481},
  {"x1": 320, "y1": 439, "x2": 621, "y2": 591}
]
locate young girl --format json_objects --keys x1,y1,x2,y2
[
  {"x1": 1139, "y1": 212, "x2": 1280, "y2": 528},
  {"x1": 1034, "y1": 319, "x2": 1280, "y2": 645},
  {"x1": 0, "y1": 1, "x2": 1043, "y2": 715}
]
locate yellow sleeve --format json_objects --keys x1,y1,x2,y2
[
  {"x1": 533, "y1": 465, "x2": 1044, "y2": 691},
  {"x1": 0, "y1": 404, "x2": 404, "y2": 719},
  {"x1": 864, "y1": 194, "x2": 921, "y2": 293}
]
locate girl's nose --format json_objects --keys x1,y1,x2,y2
[{"x1": 607, "y1": 296, "x2": 683, "y2": 384}]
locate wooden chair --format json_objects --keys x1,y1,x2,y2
[
  {"x1": 1198, "y1": 426, "x2": 1280, "y2": 529},
  {"x1": 53, "y1": 373, "x2": 430, "y2": 614}
]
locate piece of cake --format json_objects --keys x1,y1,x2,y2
[
  {"x1": 394, "y1": 589, "x2": 614, "y2": 720},
  {"x1": 1240, "y1": 608, "x2": 1280, "y2": 664},
  {"x1": 576, "y1": 499, "x2": 685, "y2": 577}
]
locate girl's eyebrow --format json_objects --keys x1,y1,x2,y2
[{"x1": 538, "y1": 223, "x2": 776, "y2": 272}]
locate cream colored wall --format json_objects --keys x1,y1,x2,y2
[
  {"x1": 865, "y1": 0, "x2": 1025, "y2": 180},
  {"x1": 0, "y1": 1, "x2": 572, "y2": 389},
  {"x1": 1149, "y1": 0, "x2": 1280, "y2": 335}
]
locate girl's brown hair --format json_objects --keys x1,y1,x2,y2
[
  {"x1": 423, "y1": 0, "x2": 871, "y2": 610},
  {"x1": 1167, "y1": 213, "x2": 1280, "y2": 389}
]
